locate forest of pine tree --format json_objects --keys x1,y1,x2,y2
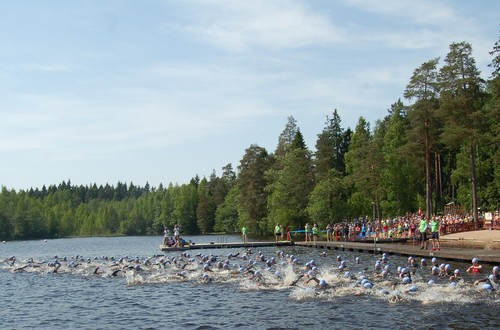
[{"x1": 1, "y1": 38, "x2": 499, "y2": 241}]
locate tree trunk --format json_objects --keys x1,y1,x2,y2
[
  {"x1": 425, "y1": 123, "x2": 432, "y2": 219},
  {"x1": 470, "y1": 142, "x2": 479, "y2": 229}
]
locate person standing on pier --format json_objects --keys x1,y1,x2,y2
[
  {"x1": 163, "y1": 227, "x2": 170, "y2": 246},
  {"x1": 312, "y1": 223, "x2": 319, "y2": 244},
  {"x1": 326, "y1": 223, "x2": 333, "y2": 241},
  {"x1": 241, "y1": 225, "x2": 248, "y2": 243},
  {"x1": 418, "y1": 218, "x2": 429, "y2": 250},
  {"x1": 430, "y1": 217, "x2": 441, "y2": 251},
  {"x1": 304, "y1": 223, "x2": 311, "y2": 242},
  {"x1": 274, "y1": 224, "x2": 282, "y2": 242},
  {"x1": 174, "y1": 225, "x2": 181, "y2": 247},
  {"x1": 284, "y1": 225, "x2": 292, "y2": 241}
]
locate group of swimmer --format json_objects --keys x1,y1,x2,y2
[{"x1": 2, "y1": 246, "x2": 498, "y2": 303}]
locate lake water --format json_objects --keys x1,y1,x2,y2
[{"x1": 1, "y1": 236, "x2": 498, "y2": 330}]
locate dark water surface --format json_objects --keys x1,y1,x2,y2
[{"x1": 1, "y1": 236, "x2": 498, "y2": 329}]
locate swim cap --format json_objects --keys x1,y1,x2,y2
[
  {"x1": 427, "y1": 279, "x2": 434, "y2": 286},
  {"x1": 482, "y1": 283, "x2": 493, "y2": 291},
  {"x1": 445, "y1": 264, "x2": 452, "y2": 271},
  {"x1": 408, "y1": 285, "x2": 418, "y2": 292},
  {"x1": 431, "y1": 257, "x2": 437, "y2": 263},
  {"x1": 344, "y1": 271, "x2": 351, "y2": 278},
  {"x1": 493, "y1": 266, "x2": 499, "y2": 273},
  {"x1": 403, "y1": 277, "x2": 411, "y2": 284},
  {"x1": 319, "y1": 279, "x2": 327, "y2": 287},
  {"x1": 363, "y1": 282, "x2": 373, "y2": 289},
  {"x1": 454, "y1": 269, "x2": 460, "y2": 274},
  {"x1": 472, "y1": 258, "x2": 478, "y2": 263}
]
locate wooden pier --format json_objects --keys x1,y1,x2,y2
[
  {"x1": 160, "y1": 241, "x2": 293, "y2": 252},
  {"x1": 295, "y1": 240, "x2": 500, "y2": 264},
  {"x1": 160, "y1": 238, "x2": 500, "y2": 264}
]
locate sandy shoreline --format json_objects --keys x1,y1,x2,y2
[{"x1": 440, "y1": 230, "x2": 500, "y2": 250}]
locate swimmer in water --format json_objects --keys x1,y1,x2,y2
[
  {"x1": 306, "y1": 277, "x2": 328, "y2": 289},
  {"x1": 200, "y1": 273, "x2": 211, "y2": 283},
  {"x1": 449, "y1": 269, "x2": 461, "y2": 282},
  {"x1": 466, "y1": 258, "x2": 482, "y2": 274},
  {"x1": 289, "y1": 274, "x2": 305, "y2": 287},
  {"x1": 474, "y1": 266, "x2": 499, "y2": 287}
]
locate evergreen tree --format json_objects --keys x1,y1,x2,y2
[
  {"x1": 275, "y1": 116, "x2": 298, "y2": 158},
  {"x1": 438, "y1": 41, "x2": 486, "y2": 226},
  {"x1": 404, "y1": 58, "x2": 441, "y2": 218},
  {"x1": 237, "y1": 145, "x2": 272, "y2": 235},
  {"x1": 314, "y1": 110, "x2": 350, "y2": 180},
  {"x1": 266, "y1": 127, "x2": 314, "y2": 232}
]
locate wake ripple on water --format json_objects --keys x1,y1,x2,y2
[{"x1": 1, "y1": 244, "x2": 499, "y2": 329}]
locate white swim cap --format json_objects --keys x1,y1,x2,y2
[
  {"x1": 403, "y1": 277, "x2": 411, "y2": 284},
  {"x1": 319, "y1": 279, "x2": 327, "y2": 287},
  {"x1": 472, "y1": 258, "x2": 479, "y2": 263},
  {"x1": 363, "y1": 282, "x2": 373, "y2": 289},
  {"x1": 482, "y1": 283, "x2": 493, "y2": 291}
]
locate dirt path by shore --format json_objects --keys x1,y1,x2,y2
[
  {"x1": 442, "y1": 230, "x2": 500, "y2": 241},
  {"x1": 440, "y1": 230, "x2": 500, "y2": 250}
]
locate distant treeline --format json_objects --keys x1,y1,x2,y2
[{"x1": 1, "y1": 39, "x2": 499, "y2": 241}]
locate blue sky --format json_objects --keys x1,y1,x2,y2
[{"x1": 1, "y1": 0, "x2": 498, "y2": 190}]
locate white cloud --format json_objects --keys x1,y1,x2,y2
[
  {"x1": 344, "y1": 0, "x2": 458, "y2": 25},
  {"x1": 164, "y1": 0, "x2": 344, "y2": 52}
]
